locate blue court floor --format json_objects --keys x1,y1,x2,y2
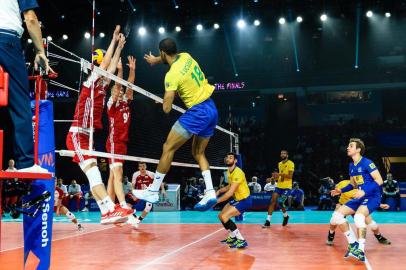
[{"x1": 3, "y1": 210, "x2": 406, "y2": 224}]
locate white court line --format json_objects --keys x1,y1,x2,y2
[
  {"x1": 135, "y1": 228, "x2": 224, "y2": 270},
  {"x1": 0, "y1": 223, "x2": 114, "y2": 253}
]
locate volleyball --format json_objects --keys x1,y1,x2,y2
[{"x1": 92, "y1": 49, "x2": 104, "y2": 65}]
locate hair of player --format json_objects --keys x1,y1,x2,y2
[
  {"x1": 349, "y1": 138, "x2": 365, "y2": 155},
  {"x1": 139, "y1": 162, "x2": 147, "y2": 166},
  {"x1": 159, "y1": 38, "x2": 177, "y2": 56},
  {"x1": 227, "y1": 152, "x2": 238, "y2": 160},
  {"x1": 281, "y1": 149, "x2": 289, "y2": 155}
]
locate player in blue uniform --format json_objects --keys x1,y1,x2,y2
[{"x1": 330, "y1": 138, "x2": 383, "y2": 262}]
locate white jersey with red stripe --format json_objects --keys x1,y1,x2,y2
[
  {"x1": 107, "y1": 96, "x2": 131, "y2": 143},
  {"x1": 71, "y1": 73, "x2": 109, "y2": 131}
]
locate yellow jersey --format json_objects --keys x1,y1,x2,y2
[
  {"x1": 227, "y1": 166, "x2": 250, "y2": 201},
  {"x1": 337, "y1": 180, "x2": 357, "y2": 204},
  {"x1": 164, "y1": 53, "x2": 215, "y2": 109},
  {"x1": 277, "y1": 160, "x2": 295, "y2": 189}
]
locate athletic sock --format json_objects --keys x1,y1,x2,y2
[
  {"x1": 228, "y1": 230, "x2": 236, "y2": 238},
  {"x1": 96, "y1": 200, "x2": 108, "y2": 215},
  {"x1": 138, "y1": 216, "x2": 144, "y2": 221},
  {"x1": 66, "y1": 211, "x2": 77, "y2": 223},
  {"x1": 102, "y1": 196, "x2": 116, "y2": 212},
  {"x1": 149, "y1": 171, "x2": 166, "y2": 191},
  {"x1": 267, "y1": 215, "x2": 272, "y2": 222},
  {"x1": 233, "y1": 229, "x2": 245, "y2": 240},
  {"x1": 359, "y1": 238, "x2": 366, "y2": 251},
  {"x1": 120, "y1": 201, "x2": 129, "y2": 209},
  {"x1": 344, "y1": 230, "x2": 356, "y2": 244},
  {"x1": 202, "y1": 170, "x2": 214, "y2": 191}
]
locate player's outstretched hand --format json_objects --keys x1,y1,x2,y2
[
  {"x1": 144, "y1": 51, "x2": 161, "y2": 66},
  {"x1": 353, "y1": 189, "x2": 365, "y2": 199},
  {"x1": 330, "y1": 188, "x2": 341, "y2": 197},
  {"x1": 117, "y1": 58, "x2": 123, "y2": 70},
  {"x1": 127, "y1": 56, "x2": 136, "y2": 70},
  {"x1": 113, "y1": 25, "x2": 121, "y2": 41},
  {"x1": 118, "y1": 34, "x2": 126, "y2": 49}
]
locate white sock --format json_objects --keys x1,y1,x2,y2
[
  {"x1": 233, "y1": 229, "x2": 244, "y2": 240},
  {"x1": 149, "y1": 171, "x2": 165, "y2": 191},
  {"x1": 267, "y1": 215, "x2": 272, "y2": 222},
  {"x1": 66, "y1": 211, "x2": 76, "y2": 221},
  {"x1": 228, "y1": 230, "x2": 236, "y2": 238},
  {"x1": 358, "y1": 238, "x2": 366, "y2": 251},
  {"x1": 120, "y1": 201, "x2": 129, "y2": 209},
  {"x1": 102, "y1": 196, "x2": 116, "y2": 212},
  {"x1": 344, "y1": 230, "x2": 356, "y2": 244},
  {"x1": 202, "y1": 170, "x2": 214, "y2": 191},
  {"x1": 283, "y1": 211, "x2": 288, "y2": 218},
  {"x1": 96, "y1": 200, "x2": 108, "y2": 215}
]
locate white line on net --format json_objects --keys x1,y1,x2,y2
[
  {"x1": 48, "y1": 53, "x2": 81, "y2": 64},
  {"x1": 54, "y1": 120, "x2": 77, "y2": 123},
  {"x1": 49, "y1": 80, "x2": 80, "y2": 92},
  {"x1": 56, "y1": 150, "x2": 227, "y2": 170},
  {"x1": 47, "y1": 42, "x2": 237, "y2": 138}
]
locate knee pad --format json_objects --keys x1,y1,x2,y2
[
  {"x1": 85, "y1": 166, "x2": 104, "y2": 189},
  {"x1": 331, "y1": 211, "x2": 346, "y2": 225},
  {"x1": 144, "y1": 202, "x2": 152, "y2": 213},
  {"x1": 354, "y1": 213, "x2": 367, "y2": 229},
  {"x1": 368, "y1": 220, "x2": 378, "y2": 230}
]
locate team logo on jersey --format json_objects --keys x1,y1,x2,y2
[
  {"x1": 358, "y1": 168, "x2": 362, "y2": 173},
  {"x1": 369, "y1": 163, "x2": 376, "y2": 169}
]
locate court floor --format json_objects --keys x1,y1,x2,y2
[{"x1": 1, "y1": 211, "x2": 406, "y2": 269}]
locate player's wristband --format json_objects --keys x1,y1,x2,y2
[
  {"x1": 340, "y1": 184, "x2": 354, "y2": 193},
  {"x1": 361, "y1": 181, "x2": 380, "y2": 196}
]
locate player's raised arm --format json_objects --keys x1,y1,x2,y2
[
  {"x1": 99, "y1": 25, "x2": 120, "y2": 70},
  {"x1": 110, "y1": 58, "x2": 123, "y2": 103},
  {"x1": 144, "y1": 51, "x2": 163, "y2": 66},
  {"x1": 125, "y1": 56, "x2": 136, "y2": 101},
  {"x1": 105, "y1": 34, "x2": 126, "y2": 84}
]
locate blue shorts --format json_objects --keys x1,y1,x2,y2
[
  {"x1": 229, "y1": 196, "x2": 252, "y2": 214},
  {"x1": 274, "y1": 188, "x2": 291, "y2": 197},
  {"x1": 345, "y1": 195, "x2": 381, "y2": 214},
  {"x1": 173, "y1": 98, "x2": 218, "y2": 138}
]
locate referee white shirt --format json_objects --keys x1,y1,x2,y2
[{"x1": 0, "y1": 0, "x2": 39, "y2": 37}]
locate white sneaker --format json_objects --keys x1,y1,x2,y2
[
  {"x1": 194, "y1": 189, "x2": 217, "y2": 211},
  {"x1": 126, "y1": 215, "x2": 140, "y2": 228},
  {"x1": 132, "y1": 188, "x2": 159, "y2": 204},
  {"x1": 18, "y1": 164, "x2": 49, "y2": 173},
  {"x1": 81, "y1": 207, "x2": 89, "y2": 212}
]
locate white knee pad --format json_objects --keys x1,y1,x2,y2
[
  {"x1": 79, "y1": 158, "x2": 97, "y2": 171},
  {"x1": 144, "y1": 202, "x2": 152, "y2": 213},
  {"x1": 354, "y1": 213, "x2": 367, "y2": 229},
  {"x1": 368, "y1": 220, "x2": 378, "y2": 230},
  {"x1": 85, "y1": 166, "x2": 104, "y2": 189},
  {"x1": 331, "y1": 211, "x2": 347, "y2": 225}
]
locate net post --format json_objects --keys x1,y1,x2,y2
[{"x1": 234, "y1": 134, "x2": 240, "y2": 155}]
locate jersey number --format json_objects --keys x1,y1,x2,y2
[
  {"x1": 191, "y1": 65, "x2": 204, "y2": 87},
  {"x1": 123, "y1": 112, "x2": 129, "y2": 124}
]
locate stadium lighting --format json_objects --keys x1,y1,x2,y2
[
  {"x1": 320, "y1": 14, "x2": 327, "y2": 21},
  {"x1": 214, "y1": 23, "x2": 220, "y2": 29},
  {"x1": 366, "y1": 11, "x2": 373, "y2": 18},
  {"x1": 254, "y1": 20, "x2": 260, "y2": 26},
  {"x1": 296, "y1": 16, "x2": 303, "y2": 23},
  {"x1": 385, "y1": 12, "x2": 391, "y2": 18},
  {"x1": 158, "y1": 27, "x2": 165, "y2": 34},
  {"x1": 138, "y1": 27, "x2": 146, "y2": 36},
  {"x1": 237, "y1": 19, "x2": 246, "y2": 29},
  {"x1": 175, "y1": 26, "x2": 181, "y2": 32},
  {"x1": 279, "y1": 17, "x2": 286, "y2": 25},
  {"x1": 84, "y1": 32, "x2": 90, "y2": 39},
  {"x1": 99, "y1": 32, "x2": 105, "y2": 38},
  {"x1": 47, "y1": 36, "x2": 53, "y2": 41},
  {"x1": 196, "y1": 24, "x2": 203, "y2": 31},
  {"x1": 62, "y1": 34, "x2": 68, "y2": 40}
]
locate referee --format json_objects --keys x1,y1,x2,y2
[{"x1": 0, "y1": 0, "x2": 52, "y2": 172}]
